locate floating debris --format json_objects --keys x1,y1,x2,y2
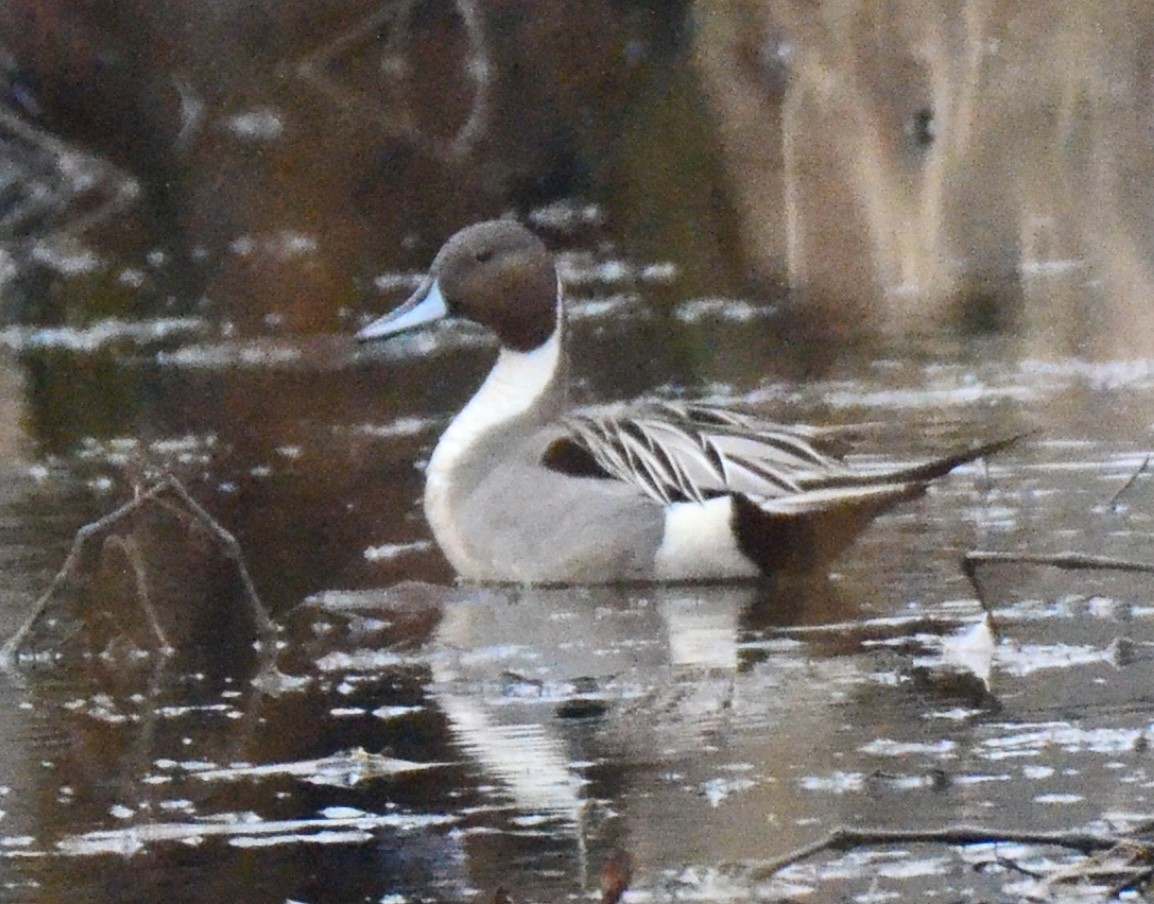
[{"x1": 179, "y1": 748, "x2": 443, "y2": 788}]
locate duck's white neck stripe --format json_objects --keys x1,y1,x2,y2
[
  {"x1": 424, "y1": 300, "x2": 563, "y2": 574},
  {"x1": 452, "y1": 331, "x2": 560, "y2": 439},
  {"x1": 434, "y1": 302, "x2": 563, "y2": 463}
]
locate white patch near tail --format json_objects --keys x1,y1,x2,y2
[{"x1": 653, "y1": 496, "x2": 759, "y2": 581}]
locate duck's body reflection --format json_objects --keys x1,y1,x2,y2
[{"x1": 423, "y1": 578, "x2": 862, "y2": 852}]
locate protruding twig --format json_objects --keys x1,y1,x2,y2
[
  {"x1": 154, "y1": 475, "x2": 277, "y2": 639},
  {"x1": 101, "y1": 533, "x2": 173, "y2": 654},
  {"x1": 1, "y1": 475, "x2": 277, "y2": 670},
  {"x1": 1106, "y1": 454, "x2": 1151, "y2": 510},
  {"x1": 0, "y1": 484, "x2": 167, "y2": 668}
]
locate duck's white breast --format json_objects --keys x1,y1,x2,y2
[{"x1": 424, "y1": 324, "x2": 563, "y2": 576}]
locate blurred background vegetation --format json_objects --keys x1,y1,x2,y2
[{"x1": 1, "y1": 0, "x2": 1153, "y2": 355}]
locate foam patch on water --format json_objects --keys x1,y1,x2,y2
[
  {"x1": 1034, "y1": 792, "x2": 1084, "y2": 805},
  {"x1": 364, "y1": 540, "x2": 435, "y2": 562},
  {"x1": 1019, "y1": 357, "x2": 1154, "y2": 391},
  {"x1": 372, "y1": 271, "x2": 425, "y2": 293},
  {"x1": 351, "y1": 417, "x2": 439, "y2": 439},
  {"x1": 982, "y1": 722, "x2": 1150, "y2": 757},
  {"x1": 0, "y1": 318, "x2": 205, "y2": 352},
  {"x1": 799, "y1": 771, "x2": 865, "y2": 794},
  {"x1": 55, "y1": 808, "x2": 456, "y2": 857},
  {"x1": 157, "y1": 339, "x2": 306, "y2": 369},
  {"x1": 821, "y1": 381, "x2": 1034, "y2": 410},
  {"x1": 858, "y1": 738, "x2": 957, "y2": 758},
  {"x1": 993, "y1": 642, "x2": 1117, "y2": 676},
  {"x1": 314, "y1": 650, "x2": 411, "y2": 672},
  {"x1": 662, "y1": 865, "x2": 783, "y2": 902},
  {"x1": 527, "y1": 200, "x2": 605, "y2": 231},
  {"x1": 567, "y1": 293, "x2": 643, "y2": 320},
  {"x1": 229, "y1": 230, "x2": 315, "y2": 259},
  {"x1": 173, "y1": 749, "x2": 438, "y2": 787},
  {"x1": 700, "y1": 775, "x2": 758, "y2": 807},
  {"x1": 73, "y1": 432, "x2": 217, "y2": 470},
  {"x1": 674, "y1": 298, "x2": 773, "y2": 323},
  {"x1": 556, "y1": 252, "x2": 677, "y2": 287},
  {"x1": 373, "y1": 705, "x2": 421, "y2": 721},
  {"x1": 224, "y1": 109, "x2": 284, "y2": 142}
]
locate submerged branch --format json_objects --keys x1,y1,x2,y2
[
  {"x1": 963, "y1": 550, "x2": 1154, "y2": 607},
  {"x1": 749, "y1": 823, "x2": 1128, "y2": 881}
]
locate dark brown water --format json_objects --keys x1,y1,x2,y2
[{"x1": 0, "y1": 286, "x2": 1151, "y2": 902}]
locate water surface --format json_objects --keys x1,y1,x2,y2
[{"x1": 0, "y1": 274, "x2": 1150, "y2": 901}]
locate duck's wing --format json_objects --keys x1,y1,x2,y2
[
  {"x1": 541, "y1": 404, "x2": 852, "y2": 505},
  {"x1": 542, "y1": 401, "x2": 1025, "y2": 508},
  {"x1": 625, "y1": 405, "x2": 1025, "y2": 491},
  {"x1": 653, "y1": 401, "x2": 859, "y2": 450}
]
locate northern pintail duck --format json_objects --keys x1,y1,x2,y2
[{"x1": 357, "y1": 220, "x2": 1016, "y2": 584}]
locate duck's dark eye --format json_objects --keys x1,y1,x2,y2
[{"x1": 475, "y1": 248, "x2": 494, "y2": 263}]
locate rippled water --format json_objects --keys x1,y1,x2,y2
[{"x1": 0, "y1": 262, "x2": 1152, "y2": 903}]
